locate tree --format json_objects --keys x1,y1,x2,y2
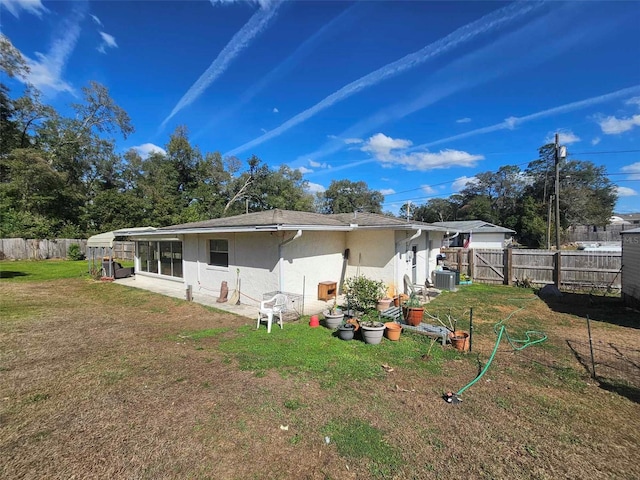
[
  {"x1": 0, "y1": 33, "x2": 29, "y2": 79},
  {"x1": 319, "y1": 179, "x2": 383, "y2": 214},
  {"x1": 411, "y1": 198, "x2": 458, "y2": 223},
  {"x1": 525, "y1": 145, "x2": 617, "y2": 228}
]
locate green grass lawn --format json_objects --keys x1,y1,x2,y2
[
  {"x1": 0, "y1": 258, "x2": 134, "y2": 282},
  {"x1": 0, "y1": 259, "x2": 89, "y2": 281},
  {"x1": 1, "y1": 261, "x2": 639, "y2": 479}
]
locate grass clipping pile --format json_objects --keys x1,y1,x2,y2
[{"x1": 1, "y1": 278, "x2": 639, "y2": 479}]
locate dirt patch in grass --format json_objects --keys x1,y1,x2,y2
[{"x1": 1, "y1": 280, "x2": 639, "y2": 479}]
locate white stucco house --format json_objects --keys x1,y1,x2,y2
[
  {"x1": 112, "y1": 209, "x2": 452, "y2": 313},
  {"x1": 621, "y1": 227, "x2": 640, "y2": 310},
  {"x1": 431, "y1": 220, "x2": 516, "y2": 249}
]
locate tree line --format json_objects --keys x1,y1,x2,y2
[
  {"x1": 0, "y1": 34, "x2": 616, "y2": 247},
  {"x1": 405, "y1": 146, "x2": 616, "y2": 247}
]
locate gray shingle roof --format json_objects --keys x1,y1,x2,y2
[
  {"x1": 431, "y1": 220, "x2": 515, "y2": 234},
  {"x1": 153, "y1": 209, "x2": 446, "y2": 233}
]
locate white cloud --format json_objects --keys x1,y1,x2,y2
[
  {"x1": 344, "y1": 137, "x2": 363, "y2": 144},
  {"x1": 625, "y1": 96, "x2": 640, "y2": 108},
  {"x1": 598, "y1": 114, "x2": 640, "y2": 135},
  {"x1": 361, "y1": 133, "x2": 482, "y2": 171},
  {"x1": 616, "y1": 186, "x2": 637, "y2": 197},
  {"x1": 308, "y1": 159, "x2": 329, "y2": 169},
  {"x1": 456, "y1": 117, "x2": 471, "y2": 123},
  {"x1": 545, "y1": 130, "x2": 580, "y2": 145},
  {"x1": 591, "y1": 137, "x2": 601, "y2": 146},
  {"x1": 452, "y1": 176, "x2": 479, "y2": 192},
  {"x1": 305, "y1": 182, "x2": 325, "y2": 194},
  {"x1": 22, "y1": 9, "x2": 84, "y2": 95},
  {"x1": 97, "y1": 31, "x2": 118, "y2": 54},
  {"x1": 379, "y1": 188, "x2": 396, "y2": 196},
  {"x1": 132, "y1": 143, "x2": 167, "y2": 158},
  {"x1": 160, "y1": 1, "x2": 282, "y2": 130},
  {"x1": 90, "y1": 14, "x2": 102, "y2": 26},
  {"x1": 260, "y1": 127, "x2": 267, "y2": 133},
  {"x1": 224, "y1": 1, "x2": 544, "y2": 156},
  {"x1": 0, "y1": 0, "x2": 48, "y2": 17},
  {"x1": 272, "y1": 107, "x2": 279, "y2": 113},
  {"x1": 421, "y1": 185, "x2": 436, "y2": 195},
  {"x1": 361, "y1": 133, "x2": 412, "y2": 161},
  {"x1": 621, "y1": 162, "x2": 640, "y2": 180},
  {"x1": 297, "y1": 166, "x2": 312, "y2": 174}
]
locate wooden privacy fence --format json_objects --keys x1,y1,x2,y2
[
  {"x1": 440, "y1": 248, "x2": 622, "y2": 290},
  {"x1": 0, "y1": 238, "x2": 135, "y2": 261}
]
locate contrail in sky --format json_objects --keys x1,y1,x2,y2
[
  {"x1": 159, "y1": 1, "x2": 282, "y2": 131},
  {"x1": 193, "y1": 1, "x2": 360, "y2": 142},
  {"x1": 224, "y1": 1, "x2": 546, "y2": 156},
  {"x1": 411, "y1": 85, "x2": 640, "y2": 151}
]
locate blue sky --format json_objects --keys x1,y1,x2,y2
[{"x1": 2, "y1": 0, "x2": 640, "y2": 214}]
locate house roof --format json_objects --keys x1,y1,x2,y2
[
  {"x1": 620, "y1": 227, "x2": 640, "y2": 234},
  {"x1": 431, "y1": 220, "x2": 516, "y2": 234},
  {"x1": 90, "y1": 227, "x2": 157, "y2": 247},
  {"x1": 114, "y1": 209, "x2": 451, "y2": 236}
]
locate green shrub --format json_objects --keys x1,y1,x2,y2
[
  {"x1": 67, "y1": 244, "x2": 85, "y2": 261},
  {"x1": 344, "y1": 275, "x2": 386, "y2": 312}
]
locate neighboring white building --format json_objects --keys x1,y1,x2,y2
[
  {"x1": 113, "y1": 210, "x2": 451, "y2": 313},
  {"x1": 621, "y1": 227, "x2": 640, "y2": 310},
  {"x1": 431, "y1": 220, "x2": 516, "y2": 249}
]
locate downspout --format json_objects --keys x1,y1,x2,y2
[
  {"x1": 279, "y1": 230, "x2": 303, "y2": 292},
  {"x1": 443, "y1": 230, "x2": 459, "y2": 247}
]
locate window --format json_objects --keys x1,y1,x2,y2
[
  {"x1": 209, "y1": 239, "x2": 228, "y2": 267},
  {"x1": 137, "y1": 241, "x2": 182, "y2": 278}
]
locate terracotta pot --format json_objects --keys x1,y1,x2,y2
[
  {"x1": 404, "y1": 307, "x2": 424, "y2": 326},
  {"x1": 346, "y1": 318, "x2": 360, "y2": 332},
  {"x1": 384, "y1": 322, "x2": 402, "y2": 341},
  {"x1": 376, "y1": 298, "x2": 393, "y2": 311},
  {"x1": 450, "y1": 331, "x2": 469, "y2": 351},
  {"x1": 394, "y1": 294, "x2": 409, "y2": 307}
]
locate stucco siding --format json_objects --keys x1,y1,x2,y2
[
  {"x1": 183, "y1": 232, "x2": 280, "y2": 304},
  {"x1": 469, "y1": 232, "x2": 506, "y2": 249},
  {"x1": 344, "y1": 230, "x2": 396, "y2": 285},
  {"x1": 281, "y1": 231, "x2": 346, "y2": 302},
  {"x1": 622, "y1": 232, "x2": 640, "y2": 305}
]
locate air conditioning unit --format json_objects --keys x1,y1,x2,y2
[{"x1": 434, "y1": 271, "x2": 457, "y2": 291}]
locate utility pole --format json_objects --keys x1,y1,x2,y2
[
  {"x1": 406, "y1": 201, "x2": 411, "y2": 221},
  {"x1": 554, "y1": 133, "x2": 567, "y2": 250},
  {"x1": 546, "y1": 194, "x2": 554, "y2": 249}
]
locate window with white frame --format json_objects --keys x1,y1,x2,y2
[
  {"x1": 137, "y1": 241, "x2": 182, "y2": 278},
  {"x1": 209, "y1": 239, "x2": 228, "y2": 267}
]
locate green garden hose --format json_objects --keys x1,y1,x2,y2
[{"x1": 446, "y1": 309, "x2": 547, "y2": 402}]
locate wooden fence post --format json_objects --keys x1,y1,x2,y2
[
  {"x1": 469, "y1": 249, "x2": 475, "y2": 280},
  {"x1": 504, "y1": 248, "x2": 513, "y2": 285},
  {"x1": 554, "y1": 251, "x2": 562, "y2": 288}
]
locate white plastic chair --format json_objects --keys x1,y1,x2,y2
[
  {"x1": 257, "y1": 294, "x2": 287, "y2": 333},
  {"x1": 404, "y1": 274, "x2": 428, "y2": 302}
]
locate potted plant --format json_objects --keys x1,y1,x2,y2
[
  {"x1": 384, "y1": 322, "x2": 402, "y2": 341},
  {"x1": 402, "y1": 293, "x2": 424, "y2": 326},
  {"x1": 322, "y1": 298, "x2": 344, "y2": 329},
  {"x1": 344, "y1": 275, "x2": 386, "y2": 313},
  {"x1": 337, "y1": 321, "x2": 355, "y2": 341},
  {"x1": 358, "y1": 311, "x2": 386, "y2": 345}
]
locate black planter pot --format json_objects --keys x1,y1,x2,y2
[{"x1": 337, "y1": 323, "x2": 355, "y2": 341}]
